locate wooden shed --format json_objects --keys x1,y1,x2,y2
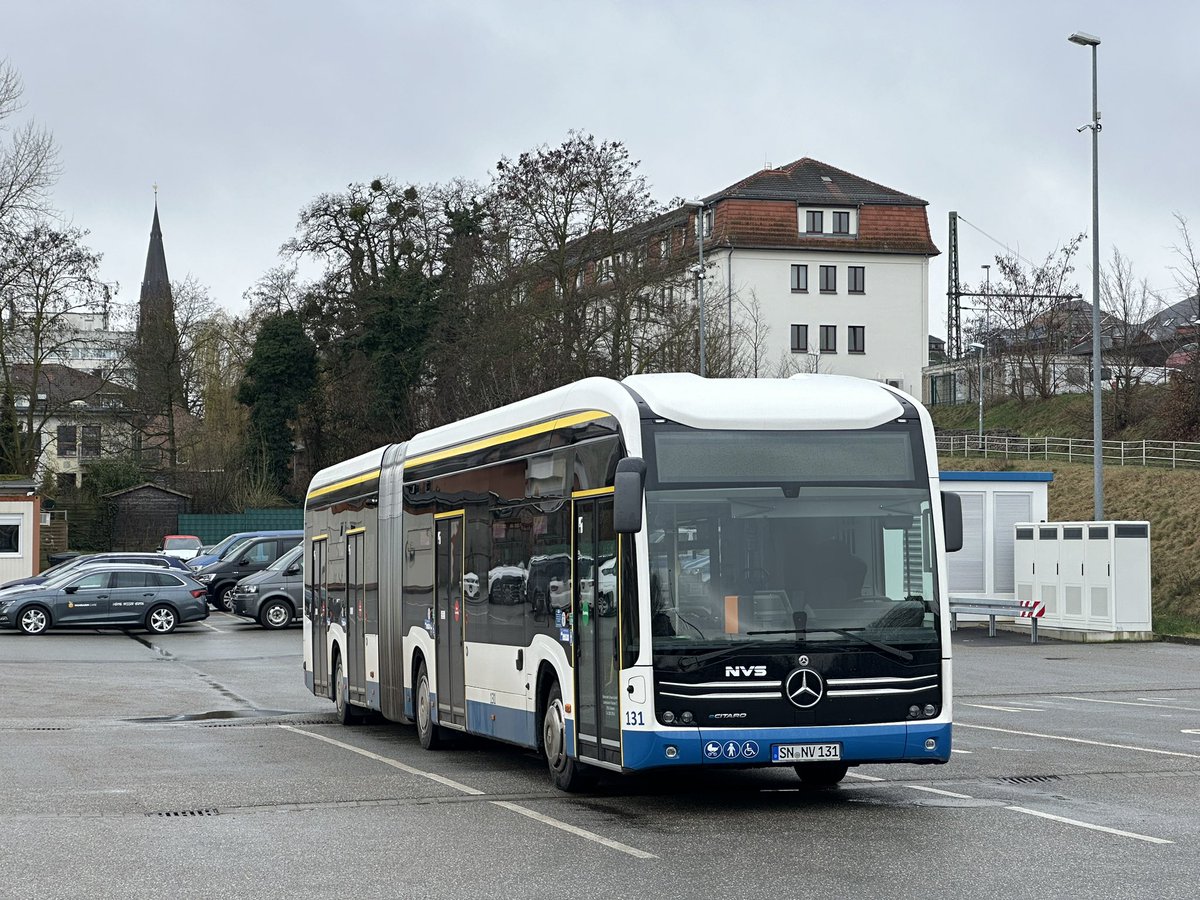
[{"x1": 103, "y1": 483, "x2": 192, "y2": 552}]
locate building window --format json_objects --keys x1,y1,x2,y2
[
  {"x1": 790, "y1": 264, "x2": 808, "y2": 292},
  {"x1": 659, "y1": 236, "x2": 670, "y2": 259},
  {"x1": 833, "y1": 211, "x2": 850, "y2": 234},
  {"x1": 57, "y1": 425, "x2": 77, "y2": 457},
  {"x1": 702, "y1": 209, "x2": 713, "y2": 238},
  {"x1": 81, "y1": 425, "x2": 101, "y2": 459},
  {"x1": 57, "y1": 473, "x2": 78, "y2": 491},
  {"x1": 848, "y1": 266, "x2": 865, "y2": 293},
  {"x1": 790, "y1": 324, "x2": 809, "y2": 353},
  {"x1": 820, "y1": 265, "x2": 837, "y2": 293},
  {"x1": 0, "y1": 520, "x2": 19, "y2": 555},
  {"x1": 806, "y1": 210, "x2": 824, "y2": 234},
  {"x1": 820, "y1": 325, "x2": 837, "y2": 353},
  {"x1": 849, "y1": 326, "x2": 866, "y2": 353}
]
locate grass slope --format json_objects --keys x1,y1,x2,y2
[{"x1": 939, "y1": 456, "x2": 1200, "y2": 636}]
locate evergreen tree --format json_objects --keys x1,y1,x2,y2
[{"x1": 237, "y1": 312, "x2": 316, "y2": 495}]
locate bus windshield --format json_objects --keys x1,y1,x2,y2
[{"x1": 645, "y1": 484, "x2": 939, "y2": 653}]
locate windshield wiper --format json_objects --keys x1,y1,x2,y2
[
  {"x1": 745, "y1": 627, "x2": 913, "y2": 662},
  {"x1": 674, "y1": 639, "x2": 796, "y2": 673}
]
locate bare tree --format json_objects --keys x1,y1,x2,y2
[
  {"x1": 1163, "y1": 215, "x2": 1200, "y2": 440},
  {"x1": 1101, "y1": 248, "x2": 1159, "y2": 430},
  {"x1": 0, "y1": 60, "x2": 59, "y2": 231},
  {"x1": 980, "y1": 236, "x2": 1086, "y2": 400},
  {"x1": 0, "y1": 222, "x2": 112, "y2": 475}
]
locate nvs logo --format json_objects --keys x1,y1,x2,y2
[{"x1": 725, "y1": 665, "x2": 767, "y2": 677}]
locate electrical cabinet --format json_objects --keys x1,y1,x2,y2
[{"x1": 1013, "y1": 521, "x2": 1151, "y2": 636}]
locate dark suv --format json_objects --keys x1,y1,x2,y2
[
  {"x1": 229, "y1": 543, "x2": 304, "y2": 629},
  {"x1": 194, "y1": 534, "x2": 302, "y2": 611}
]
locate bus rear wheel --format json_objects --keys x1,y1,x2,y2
[
  {"x1": 415, "y1": 660, "x2": 443, "y2": 749},
  {"x1": 543, "y1": 682, "x2": 592, "y2": 792},
  {"x1": 333, "y1": 656, "x2": 360, "y2": 725},
  {"x1": 794, "y1": 762, "x2": 849, "y2": 787}
]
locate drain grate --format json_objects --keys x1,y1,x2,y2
[
  {"x1": 149, "y1": 808, "x2": 220, "y2": 817},
  {"x1": 998, "y1": 775, "x2": 1062, "y2": 785},
  {"x1": 24, "y1": 727, "x2": 68, "y2": 731}
]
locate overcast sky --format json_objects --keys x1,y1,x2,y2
[{"x1": 7, "y1": 1, "x2": 1198, "y2": 337}]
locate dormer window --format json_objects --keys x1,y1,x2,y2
[
  {"x1": 833, "y1": 211, "x2": 850, "y2": 234},
  {"x1": 805, "y1": 210, "x2": 823, "y2": 234}
]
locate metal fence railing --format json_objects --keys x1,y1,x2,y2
[{"x1": 936, "y1": 434, "x2": 1200, "y2": 469}]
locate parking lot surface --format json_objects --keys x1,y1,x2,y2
[{"x1": 3, "y1": 618, "x2": 1200, "y2": 898}]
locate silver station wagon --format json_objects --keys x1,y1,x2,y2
[{"x1": 0, "y1": 564, "x2": 210, "y2": 635}]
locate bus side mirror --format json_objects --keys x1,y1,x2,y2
[
  {"x1": 613, "y1": 457, "x2": 647, "y2": 534},
  {"x1": 941, "y1": 491, "x2": 963, "y2": 553}
]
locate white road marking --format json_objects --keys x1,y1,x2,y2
[
  {"x1": 1005, "y1": 805, "x2": 1173, "y2": 845},
  {"x1": 961, "y1": 703, "x2": 1043, "y2": 713},
  {"x1": 897, "y1": 780, "x2": 1174, "y2": 844},
  {"x1": 279, "y1": 725, "x2": 657, "y2": 859},
  {"x1": 960, "y1": 723, "x2": 1200, "y2": 760},
  {"x1": 279, "y1": 725, "x2": 484, "y2": 793},
  {"x1": 907, "y1": 785, "x2": 973, "y2": 799},
  {"x1": 951, "y1": 748, "x2": 973, "y2": 754},
  {"x1": 1054, "y1": 695, "x2": 1200, "y2": 713},
  {"x1": 198, "y1": 622, "x2": 225, "y2": 633},
  {"x1": 846, "y1": 771, "x2": 884, "y2": 781},
  {"x1": 491, "y1": 801, "x2": 656, "y2": 859}
]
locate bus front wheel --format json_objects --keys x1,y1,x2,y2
[
  {"x1": 794, "y1": 762, "x2": 849, "y2": 787},
  {"x1": 543, "y1": 682, "x2": 592, "y2": 792}
]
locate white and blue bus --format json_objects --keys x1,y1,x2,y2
[{"x1": 303, "y1": 373, "x2": 962, "y2": 790}]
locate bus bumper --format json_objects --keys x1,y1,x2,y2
[{"x1": 620, "y1": 721, "x2": 952, "y2": 770}]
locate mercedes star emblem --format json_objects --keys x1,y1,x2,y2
[{"x1": 784, "y1": 668, "x2": 824, "y2": 708}]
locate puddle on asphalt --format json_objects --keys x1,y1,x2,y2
[{"x1": 127, "y1": 709, "x2": 292, "y2": 723}]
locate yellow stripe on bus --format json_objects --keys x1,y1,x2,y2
[
  {"x1": 571, "y1": 487, "x2": 615, "y2": 499},
  {"x1": 404, "y1": 410, "x2": 610, "y2": 470},
  {"x1": 306, "y1": 470, "x2": 381, "y2": 501}
]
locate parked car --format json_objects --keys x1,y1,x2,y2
[
  {"x1": 229, "y1": 544, "x2": 303, "y2": 629},
  {"x1": 596, "y1": 557, "x2": 617, "y2": 616},
  {"x1": 194, "y1": 533, "x2": 303, "y2": 611},
  {"x1": 0, "y1": 564, "x2": 209, "y2": 635},
  {"x1": 188, "y1": 530, "x2": 302, "y2": 570},
  {"x1": 0, "y1": 552, "x2": 192, "y2": 592},
  {"x1": 158, "y1": 535, "x2": 203, "y2": 561}
]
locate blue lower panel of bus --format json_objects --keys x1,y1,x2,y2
[
  {"x1": 467, "y1": 699, "x2": 538, "y2": 748},
  {"x1": 621, "y1": 721, "x2": 952, "y2": 770}
]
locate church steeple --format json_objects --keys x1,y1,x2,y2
[
  {"x1": 139, "y1": 199, "x2": 172, "y2": 316},
  {"x1": 134, "y1": 193, "x2": 183, "y2": 417}
]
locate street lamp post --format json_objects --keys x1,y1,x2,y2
[
  {"x1": 969, "y1": 342, "x2": 985, "y2": 445},
  {"x1": 684, "y1": 200, "x2": 707, "y2": 376},
  {"x1": 1069, "y1": 29, "x2": 1103, "y2": 520},
  {"x1": 981, "y1": 263, "x2": 990, "y2": 427}
]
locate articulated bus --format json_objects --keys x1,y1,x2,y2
[{"x1": 303, "y1": 373, "x2": 963, "y2": 791}]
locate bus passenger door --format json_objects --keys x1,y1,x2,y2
[
  {"x1": 311, "y1": 537, "x2": 330, "y2": 697},
  {"x1": 347, "y1": 529, "x2": 367, "y2": 704},
  {"x1": 435, "y1": 512, "x2": 467, "y2": 729},
  {"x1": 573, "y1": 493, "x2": 622, "y2": 767}
]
